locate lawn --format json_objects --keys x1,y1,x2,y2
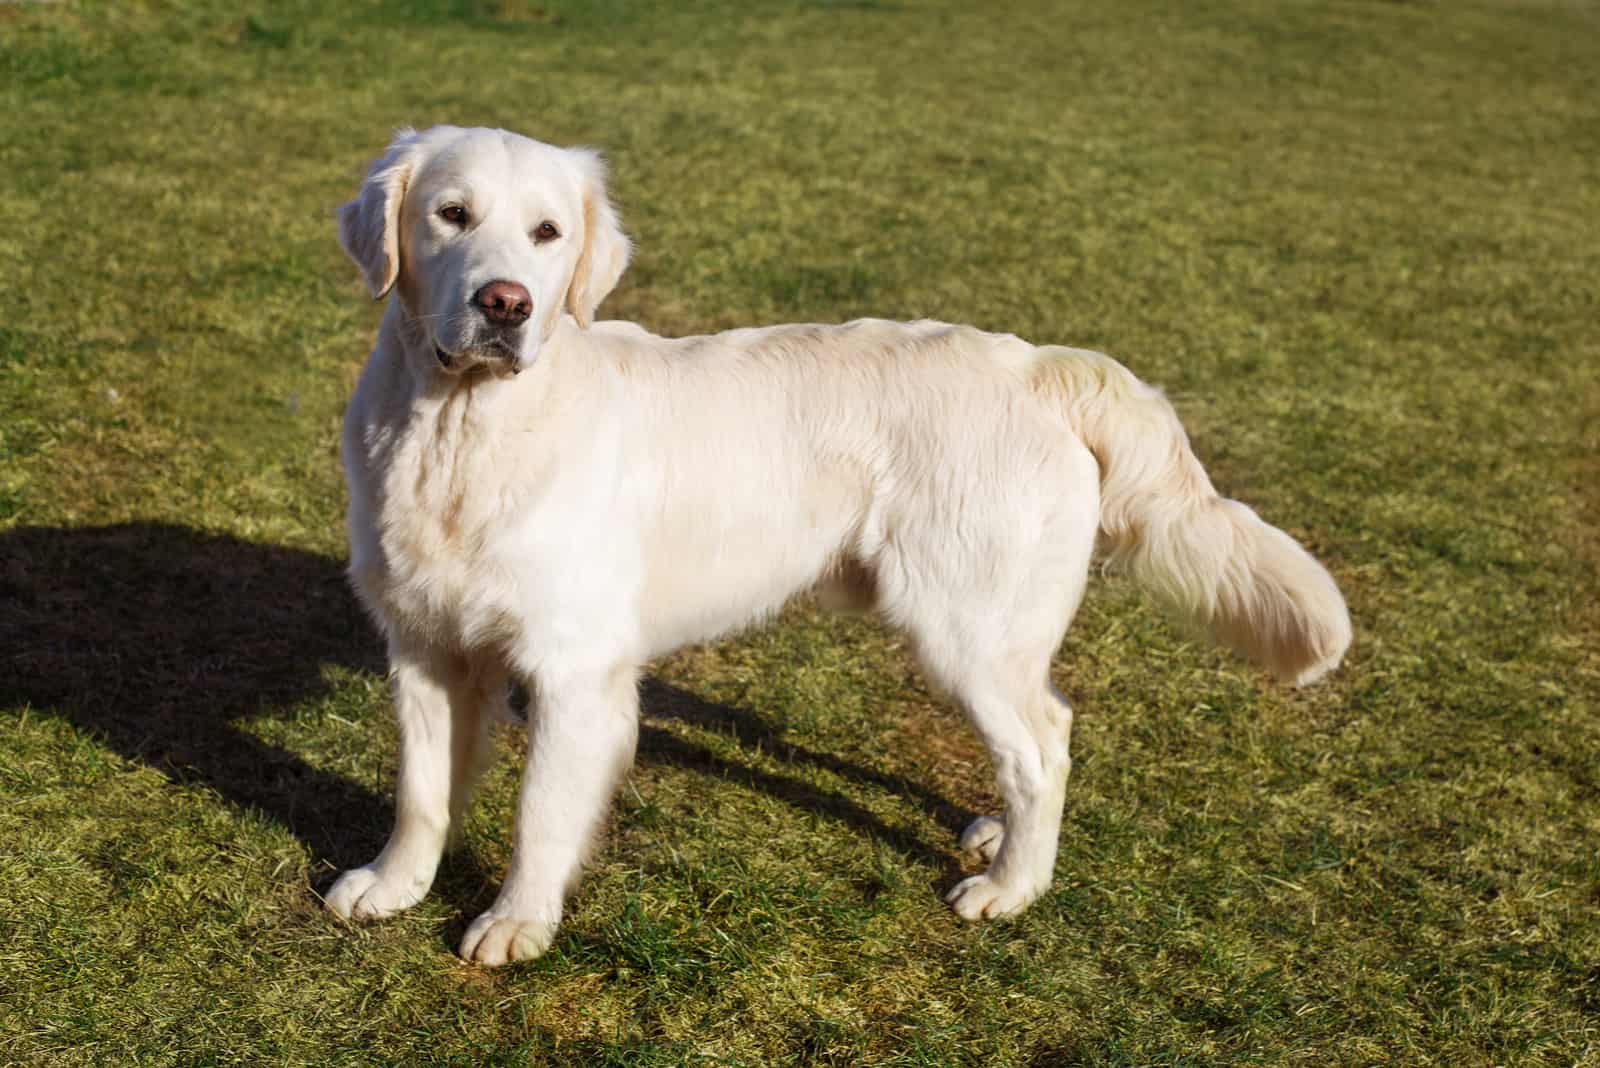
[{"x1": 2, "y1": 0, "x2": 1597, "y2": 1064}]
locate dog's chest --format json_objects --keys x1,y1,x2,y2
[{"x1": 366, "y1": 395, "x2": 529, "y2": 645}]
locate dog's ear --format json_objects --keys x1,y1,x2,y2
[
  {"x1": 338, "y1": 128, "x2": 421, "y2": 300},
  {"x1": 562, "y1": 148, "x2": 631, "y2": 329}
]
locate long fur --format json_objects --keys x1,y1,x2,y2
[
  {"x1": 323, "y1": 125, "x2": 1352, "y2": 966},
  {"x1": 1036, "y1": 349, "x2": 1351, "y2": 685}
]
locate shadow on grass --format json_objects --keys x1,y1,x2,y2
[
  {"x1": 640, "y1": 678, "x2": 976, "y2": 871},
  {"x1": 0, "y1": 521, "x2": 395, "y2": 873},
  {"x1": 0, "y1": 523, "x2": 971, "y2": 896}
]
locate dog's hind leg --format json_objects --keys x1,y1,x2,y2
[
  {"x1": 897, "y1": 583, "x2": 1084, "y2": 921},
  {"x1": 885, "y1": 440, "x2": 1098, "y2": 920},
  {"x1": 327, "y1": 639, "x2": 490, "y2": 921},
  {"x1": 934, "y1": 656, "x2": 1076, "y2": 921}
]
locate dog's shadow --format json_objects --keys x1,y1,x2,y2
[
  {"x1": 0, "y1": 522, "x2": 399, "y2": 873},
  {"x1": 0, "y1": 522, "x2": 970, "y2": 913}
]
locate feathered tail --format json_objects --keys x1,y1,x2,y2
[{"x1": 1034, "y1": 348, "x2": 1351, "y2": 685}]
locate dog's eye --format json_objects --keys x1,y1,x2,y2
[
  {"x1": 533, "y1": 221, "x2": 560, "y2": 243},
  {"x1": 439, "y1": 205, "x2": 468, "y2": 226}
]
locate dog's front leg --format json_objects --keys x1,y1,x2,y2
[
  {"x1": 459, "y1": 663, "x2": 640, "y2": 965},
  {"x1": 326, "y1": 639, "x2": 483, "y2": 922}
]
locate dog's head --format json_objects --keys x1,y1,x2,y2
[{"x1": 338, "y1": 125, "x2": 630, "y2": 375}]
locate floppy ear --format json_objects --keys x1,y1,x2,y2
[
  {"x1": 337, "y1": 128, "x2": 421, "y2": 300},
  {"x1": 563, "y1": 148, "x2": 631, "y2": 329}
]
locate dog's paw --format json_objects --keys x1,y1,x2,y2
[
  {"x1": 944, "y1": 873, "x2": 1039, "y2": 922},
  {"x1": 459, "y1": 909, "x2": 559, "y2": 966},
  {"x1": 325, "y1": 865, "x2": 428, "y2": 921},
  {"x1": 958, "y1": 815, "x2": 1006, "y2": 863}
]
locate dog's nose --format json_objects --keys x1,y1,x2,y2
[{"x1": 472, "y1": 280, "x2": 532, "y2": 327}]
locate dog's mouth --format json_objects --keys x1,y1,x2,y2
[{"x1": 434, "y1": 339, "x2": 522, "y2": 377}]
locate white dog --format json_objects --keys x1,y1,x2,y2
[{"x1": 324, "y1": 124, "x2": 1351, "y2": 965}]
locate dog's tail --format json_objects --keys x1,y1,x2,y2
[{"x1": 1034, "y1": 348, "x2": 1351, "y2": 685}]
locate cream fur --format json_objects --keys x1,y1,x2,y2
[{"x1": 323, "y1": 125, "x2": 1352, "y2": 965}]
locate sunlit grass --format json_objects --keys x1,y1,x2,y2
[{"x1": 2, "y1": 0, "x2": 1597, "y2": 1064}]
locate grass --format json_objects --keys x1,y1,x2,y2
[{"x1": 2, "y1": 0, "x2": 1597, "y2": 1063}]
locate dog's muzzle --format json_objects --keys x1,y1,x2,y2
[
  {"x1": 435, "y1": 339, "x2": 523, "y2": 376},
  {"x1": 430, "y1": 279, "x2": 533, "y2": 375}
]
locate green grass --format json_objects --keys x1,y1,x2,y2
[{"x1": 2, "y1": 0, "x2": 1597, "y2": 1063}]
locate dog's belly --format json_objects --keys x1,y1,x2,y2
[
  {"x1": 632, "y1": 470, "x2": 867, "y2": 659},
  {"x1": 634, "y1": 533, "x2": 837, "y2": 658}
]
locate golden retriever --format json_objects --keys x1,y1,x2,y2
[{"x1": 324, "y1": 124, "x2": 1351, "y2": 965}]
